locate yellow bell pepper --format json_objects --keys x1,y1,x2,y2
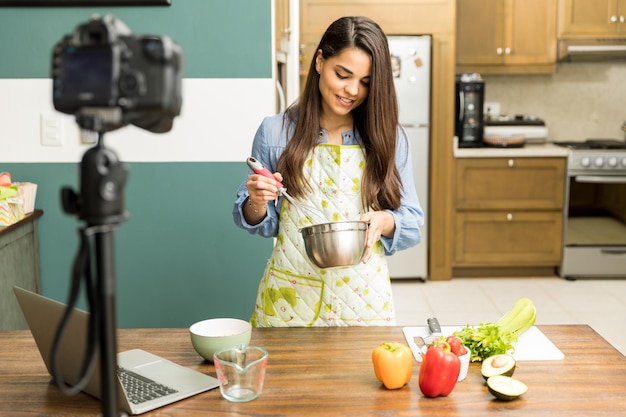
[{"x1": 372, "y1": 342, "x2": 413, "y2": 389}]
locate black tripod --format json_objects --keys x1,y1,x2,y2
[{"x1": 55, "y1": 126, "x2": 129, "y2": 417}]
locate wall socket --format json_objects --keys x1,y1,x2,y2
[
  {"x1": 40, "y1": 113, "x2": 64, "y2": 146},
  {"x1": 484, "y1": 102, "x2": 501, "y2": 118}
]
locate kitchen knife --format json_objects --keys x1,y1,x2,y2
[{"x1": 426, "y1": 317, "x2": 443, "y2": 343}]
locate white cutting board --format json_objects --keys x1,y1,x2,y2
[{"x1": 403, "y1": 326, "x2": 564, "y2": 362}]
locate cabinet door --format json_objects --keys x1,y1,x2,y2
[
  {"x1": 456, "y1": 158, "x2": 566, "y2": 210},
  {"x1": 275, "y1": 0, "x2": 290, "y2": 52},
  {"x1": 506, "y1": 0, "x2": 557, "y2": 65},
  {"x1": 559, "y1": 0, "x2": 624, "y2": 37},
  {"x1": 456, "y1": 0, "x2": 557, "y2": 72},
  {"x1": 456, "y1": 0, "x2": 504, "y2": 65},
  {"x1": 454, "y1": 210, "x2": 564, "y2": 265}
]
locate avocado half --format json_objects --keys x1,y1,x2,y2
[
  {"x1": 487, "y1": 375, "x2": 528, "y2": 401},
  {"x1": 481, "y1": 354, "x2": 516, "y2": 380}
]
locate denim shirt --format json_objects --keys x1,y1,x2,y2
[{"x1": 232, "y1": 113, "x2": 424, "y2": 255}]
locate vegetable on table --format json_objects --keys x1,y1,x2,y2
[
  {"x1": 487, "y1": 375, "x2": 528, "y2": 401},
  {"x1": 481, "y1": 354, "x2": 516, "y2": 379},
  {"x1": 418, "y1": 339, "x2": 461, "y2": 398},
  {"x1": 371, "y1": 342, "x2": 413, "y2": 389},
  {"x1": 453, "y1": 297, "x2": 536, "y2": 362},
  {"x1": 445, "y1": 335, "x2": 467, "y2": 356},
  {"x1": 496, "y1": 297, "x2": 537, "y2": 336}
]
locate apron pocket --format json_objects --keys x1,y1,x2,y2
[{"x1": 260, "y1": 267, "x2": 325, "y2": 327}]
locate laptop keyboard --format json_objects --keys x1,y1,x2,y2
[{"x1": 118, "y1": 367, "x2": 179, "y2": 405}]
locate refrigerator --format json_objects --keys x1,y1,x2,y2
[{"x1": 386, "y1": 35, "x2": 431, "y2": 280}]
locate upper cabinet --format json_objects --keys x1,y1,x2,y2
[
  {"x1": 275, "y1": 0, "x2": 291, "y2": 52},
  {"x1": 456, "y1": 0, "x2": 558, "y2": 74},
  {"x1": 559, "y1": 0, "x2": 626, "y2": 37}
]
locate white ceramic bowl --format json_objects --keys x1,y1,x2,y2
[
  {"x1": 189, "y1": 318, "x2": 252, "y2": 362},
  {"x1": 457, "y1": 346, "x2": 471, "y2": 381}
]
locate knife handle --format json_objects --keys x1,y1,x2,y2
[{"x1": 427, "y1": 317, "x2": 442, "y2": 335}]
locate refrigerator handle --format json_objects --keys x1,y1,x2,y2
[{"x1": 458, "y1": 91, "x2": 464, "y2": 121}]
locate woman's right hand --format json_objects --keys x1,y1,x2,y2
[{"x1": 246, "y1": 171, "x2": 283, "y2": 206}]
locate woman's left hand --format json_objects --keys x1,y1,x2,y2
[{"x1": 360, "y1": 211, "x2": 395, "y2": 263}]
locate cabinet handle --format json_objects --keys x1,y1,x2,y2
[
  {"x1": 505, "y1": 47, "x2": 511, "y2": 55},
  {"x1": 508, "y1": 159, "x2": 515, "y2": 167},
  {"x1": 496, "y1": 47, "x2": 503, "y2": 55},
  {"x1": 507, "y1": 213, "x2": 513, "y2": 221},
  {"x1": 611, "y1": 15, "x2": 618, "y2": 22}
]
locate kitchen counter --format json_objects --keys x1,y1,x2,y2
[
  {"x1": 454, "y1": 141, "x2": 570, "y2": 158},
  {"x1": 1, "y1": 325, "x2": 625, "y2": 416}
]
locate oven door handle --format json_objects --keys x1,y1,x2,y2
[
  {"x1": 574, "y1": 175, "x2": 626, "y2": 184},
  {"x1": 601, "y1": 249, "x2": 626, "y2": 255}
]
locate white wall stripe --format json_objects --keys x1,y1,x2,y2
[{"x1": 0, "y1": 78, "x2": 275, "y2": 163}]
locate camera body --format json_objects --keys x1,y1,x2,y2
[{"x1": 52, "y1": 15, "x2": 183, "y2": 133}]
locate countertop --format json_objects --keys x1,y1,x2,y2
[
  {"x1": 454, "y1": 141, "x2": 570, "y2": 158},
  {"x1": 0, "y1": 209, "x2": 42, "y2": 236},
  {"x1": 1, "y1": 325, "x2": 625, "y2": 416}
]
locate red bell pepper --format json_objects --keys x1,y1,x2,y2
[{"x1": 418, "y1": 340, "x2": 461, "y2": 397}]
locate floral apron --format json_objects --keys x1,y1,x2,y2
[{"x1": 250, "y1": 144, "x2": 396, "y2": 327}]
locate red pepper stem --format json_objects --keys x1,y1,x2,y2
[{"x1": 431, "y1": 337, "x2": 452, "y2": 353}]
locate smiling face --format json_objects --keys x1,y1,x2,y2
[{"x1": 315, "y1": 47, "x2": 372, "y2": 122}]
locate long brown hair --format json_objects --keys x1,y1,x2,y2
[{"x1": 277, "y1": 16, "x2": 403, "y2": 211}]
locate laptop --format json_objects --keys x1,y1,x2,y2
[{"x1": 13, "y1": 286, "x2": 219, "y2": 415}]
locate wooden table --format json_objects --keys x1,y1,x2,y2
[{"x1": 1, "y1": 325, "x2": 625, "y2": 416}]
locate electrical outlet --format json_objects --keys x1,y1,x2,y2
[
  {"x1": 40, "y1": 113, "x2": 64, "y2": 146},
  {"x1": 484, "y1": 102, "x2": 501, "y2": 118}
]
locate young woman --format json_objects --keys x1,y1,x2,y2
[{"x1": 233, "y1": 16, "x2": 424, "y2": 327}]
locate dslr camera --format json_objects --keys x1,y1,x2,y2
[{"x1": 52, "y1": 14, "x2": 183, "y2": 133}]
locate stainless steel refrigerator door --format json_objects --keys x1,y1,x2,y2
[
  {"x1": 388, "y1": 35, "x2": 431, "y2": 126},
  {"x1": 387, "y1": 126, "x2": 429, "y2": 280},
  {"x1": 386, "y1": 36, "x2": 431, "y2": 280}
]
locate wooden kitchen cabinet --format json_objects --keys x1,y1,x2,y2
[
  {"x1": 456, "y1": 0, "x2": 558, "y2": 74},
  {"x1": 559, "y1": 0, "x2": 626, "y2": 37},
  {"x1": 453, "y1": 158, "x2": 566, "y2": 271},
  {"x1": 275, "y1": 0, "x2": 290, "y2": 52}
]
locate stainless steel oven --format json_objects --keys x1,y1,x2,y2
[{"x1": 555, "y1": 139, "x2": 626, "y2": 279}]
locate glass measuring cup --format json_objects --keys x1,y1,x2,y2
[{"x1": 213, "y1": 344, "x2": 268, "y2": 402}]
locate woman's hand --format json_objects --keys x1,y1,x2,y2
[
  {"x1": 246, "y1": 171, "x2": 283, "y2": 206},
  {"x1": 360, "y1": 211, "x2": 396, "y2": 263}
]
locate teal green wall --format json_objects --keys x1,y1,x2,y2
[
  {"x1": 1, "y1": 0, "x2": 274, "y2": 327},
  {"x1": 0, "y1": 0, "x2": 271, "y2": 78},
  {"x1": 5, "y1": 162, "x2": 272, "y2": 328}
]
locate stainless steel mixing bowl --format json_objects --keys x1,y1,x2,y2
[{"x1": 300, "y1": 221, "x2": 368, "y2": 268}]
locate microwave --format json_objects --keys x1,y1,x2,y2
[{"x1": 455, "y1": 74, "x2": 485, "y2": 148}]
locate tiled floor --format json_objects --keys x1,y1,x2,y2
[{"x1": 392, "y1": 276, "x2": 626, "y2": 356}]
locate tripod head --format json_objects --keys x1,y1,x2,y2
[{"x1": 61, "y1": 131, "x2": 129, "y2": 226}]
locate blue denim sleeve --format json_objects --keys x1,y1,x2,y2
[
  {"x1": 379, "y1": 126, "x2": 425, "y2": 255},
  {"x1": 232, "y1": 115, "x2": 287, "y2": 238},
  {"x1": 233, "y1": 118, "x2": 424, "y2": 249}
]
